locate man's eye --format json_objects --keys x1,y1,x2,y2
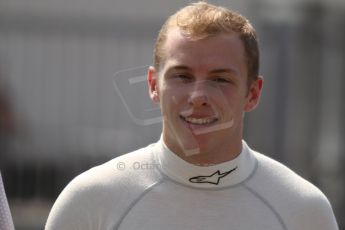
[
  {"x1": 213, "y1": 77, "x2": 231, "y2": 83},
  {"x1": 175, "y1": 74, "x2": 193, "y2": 82}
]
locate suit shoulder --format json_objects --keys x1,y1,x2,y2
[
  {"x1": 67, "y1": 143, "x2": 160, "y2": 192},
  {"x1": 250, "y1": 151, "x2": 338, "y2": 229},
  {"x1": 45, "y1": 143, "x2": 162, "y2": 230},
  {"x1": 253, "y1": 151, "x2": 322, "y2": 194}
]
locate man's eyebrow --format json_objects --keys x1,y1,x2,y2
[
  {"x1": 165, "y1": 66, "x2": 238, "y2": 75},
  {"x1": 208, "y1": 68, "x2": 238, "y2": 75},
  {"x1": 166, "y1": 65, "x2": 192, "y2": 72}
]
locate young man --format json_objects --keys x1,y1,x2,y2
[{"x1": 45, "y1": 2, "x2": 339, "y2": 229}]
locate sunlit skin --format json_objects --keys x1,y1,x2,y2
[{"x1": 148, "y1": 28, "x2": 263, "y2": 166}]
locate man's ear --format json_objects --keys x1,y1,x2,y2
[
  {"x1": 244, "y1": 75, "x2": 263, "y2": 112},
  {"x1": 148, "y1": 66, "x2": 160, "y2": 103}
]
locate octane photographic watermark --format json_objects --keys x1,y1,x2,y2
[
  {"x1": 113, "y1": 65, "x2": 162, "y2": 126},
  {"x1": 116, "y1": 161, "x2": 161, "y2": 171}
]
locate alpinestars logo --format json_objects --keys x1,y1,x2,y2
[{"x1": 189, "y1": 167, "x2": 238, "y2": 185}]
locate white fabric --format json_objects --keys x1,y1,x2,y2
[
  {"x1": 0, "y1": 173, "x2": 15, "y2": 230},
  {"x1": 156, "y1": 140, "x2": 256, "y2": 188},
  {"x1": 45, "y1": 139, "x2": 339, "y2": 230}
]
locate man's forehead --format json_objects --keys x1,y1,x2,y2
[
  {"x1": 160, "y1": 29, "x2": 245, "y2": 68},
  {"x1": 163, "y1": 28, "x2": 242, "y2": 57}
]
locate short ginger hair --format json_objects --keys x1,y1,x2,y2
[{"x1": 153, "y1": 1, "x2": 259, "y2": 83}]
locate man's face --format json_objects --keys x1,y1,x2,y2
[{"x1": 148, "y1": 28, "x2": 262, "y2": 162}]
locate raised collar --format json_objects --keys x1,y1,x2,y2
[{"x1": 153, "y1": 138, "x2": 257, "y2": 189}]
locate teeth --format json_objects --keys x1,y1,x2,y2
[{"x1": 184, "y1": 117, "x2": 216, "y2": 125}]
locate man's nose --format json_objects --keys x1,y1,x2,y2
[{"x1": 188, "y1": 82, "x2": 209, "y2": 107}]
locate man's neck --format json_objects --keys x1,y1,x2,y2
[{"x1": 164, "y1": 139, "x2": 243, "y2": 166}]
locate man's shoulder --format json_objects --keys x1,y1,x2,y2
[
  {"x1": 250, "y1": 150, "x2": 338, "y2": 228},
  {"x1": 69, "y1": 143, "x2": 160, "y2": 192},
  {"x1": 51, "y1": 142, "x2": 162, "y2": 206},
  {"x1": 252, "y1": 150, "x2": 325, "y2": 196},
  {"x1": 251, "y1": 150, "x2": 336, "y2": 222},
  {"x1": 46, "y1": 143, "x2": 163, "y2": 229}
]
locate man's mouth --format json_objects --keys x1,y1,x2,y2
[
  {"x1": 180, "y1": 116, "x2": 218, "y2": 125},
  {"x1": 179, "y1": 114, "x2": 234, "y2": 135}
]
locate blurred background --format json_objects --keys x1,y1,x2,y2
[{"x1": 0, "y1": 0, "x2": 344, "y2": 229}]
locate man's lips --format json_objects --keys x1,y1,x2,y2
[
  {"x1": 179, "y1": 115, "x2": 234, "y2": 135},
  {"x1": 180, "y1": 115, "x2": 218, "y2": 125}
]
